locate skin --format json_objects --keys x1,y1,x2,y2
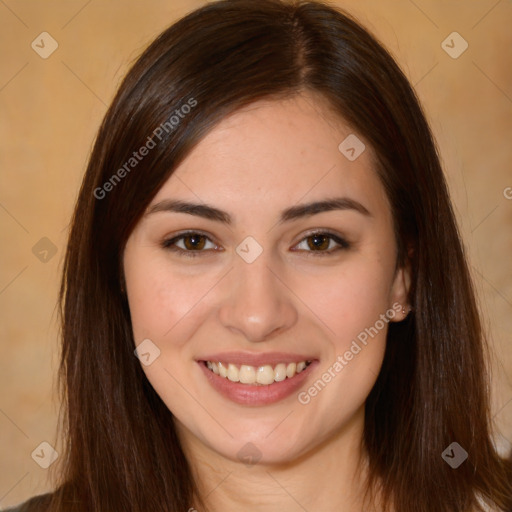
[{"x1": 123, "y1": 91, "x2": 410, "y2": 512}]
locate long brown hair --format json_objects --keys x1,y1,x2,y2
[{"x1": 50, "y1": 0, "x2": 512, "y2": 510}]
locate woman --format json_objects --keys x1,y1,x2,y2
[{"x1": 7, "y1": 0, "x2": 511, "y2": 510}]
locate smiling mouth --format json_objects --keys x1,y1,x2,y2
[{"x1": 203, "y1": 360, "x2": 312, "y2": 385}]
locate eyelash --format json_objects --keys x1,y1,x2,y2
[{"x1": 161, "y1": 230, "x2": 350, "y2": 259}]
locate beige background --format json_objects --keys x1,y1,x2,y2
[{"x1": 0, "y1": 0, "x2": 511, "y2": 507}]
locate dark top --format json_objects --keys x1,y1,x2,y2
[{"x1": 2, "y1": 493, "x2": 53, "y2": 512}]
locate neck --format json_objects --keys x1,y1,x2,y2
[{"x1": 180, "y1": 406, "x2": 378, "y2": 512}]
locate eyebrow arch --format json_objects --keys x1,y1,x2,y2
[{"x1": 145, "y1": 197, "x2": 371, "y2": 225}]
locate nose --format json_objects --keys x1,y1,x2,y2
[{"x1": 218, "y1": 250, "x2": 298, "y2": 343}]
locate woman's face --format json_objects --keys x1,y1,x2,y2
[{"x1": 123, "y1": 92, "x2": 410, "y2": 466}]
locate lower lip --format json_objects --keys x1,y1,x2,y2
[{"x1": 198, "y1": 361, "x2": 317, "y2": 406}]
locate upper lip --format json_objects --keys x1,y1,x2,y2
[{"x1": 198, "y1": 351, "x2": 316, "y2": 367}]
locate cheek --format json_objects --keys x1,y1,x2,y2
[
  {"x1": 124, "y1": 255, "x2": 212, "y2": 422},
  {"x1": 125, "y1": 257, "x2": 213, "y2": 345},
  {"x1": 290, "y1": 252, "x2": 395, "y2": 346},
  {"x1": 290, "y1": 259, "x2": 392, "y2": 434}
]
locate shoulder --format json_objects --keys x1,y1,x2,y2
[{"x1": 2, "y1": 492, "x2": 53, "y2": 512}]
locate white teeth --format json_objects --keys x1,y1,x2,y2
[
  {"x1": 274, "y1": 363, "x2": 287, "y2": 382},
  {"x1": 218, "y1": 362, "x2": 228, "y2": 378},
  {"x1": 256, "y1": 365, "x2": 275, "y2": 385},
  {"x1": 205, "y1": 360, "x2": 311, "y2": 385},
  {"x1": 286, "y1": 362, "x2": 296, "y2": 378},
  {"x1": 239, "y1": 365, "x2": 256, "y2": 384},
  {"x1": 227, "y1": 363, "x2": 239, "y2": 382}
]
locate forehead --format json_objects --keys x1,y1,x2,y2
[{"x1": 150, "y1": 92, "x2": 390, "y2": 222}]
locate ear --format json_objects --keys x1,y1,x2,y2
[{"x1": 389, "y1": 250, "x2": 412, "y2": 322}]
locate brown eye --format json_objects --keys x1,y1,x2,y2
[
  {"x1": 182, "y1": 234, "x2": 207, "y2": 251},
  {"x1": 162, "y1": 232, "x2": 218, "y2": 258},
  {"x1": 294, "y1": 231, "x2": 350, "y2": 256},
  {"x1": 306, "y1": 234, "x2": 331, "y2": 251}
]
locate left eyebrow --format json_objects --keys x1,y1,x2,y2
[
  {"x1": 277, "y1": 197, "x2": 371, "y2": 224},
  {"x1": 144, "y1": 196, "x2": 371, "y2": 225}
]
